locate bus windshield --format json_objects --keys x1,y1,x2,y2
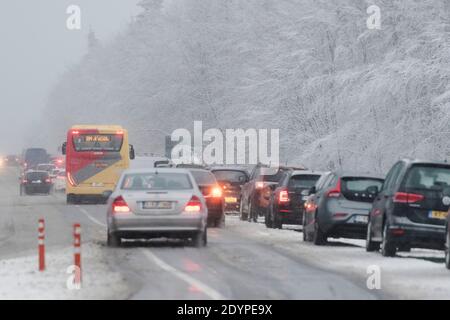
[{"x1": 73, "y1": 134, "x2": 123, "y2": 152}]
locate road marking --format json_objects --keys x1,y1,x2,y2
[
  {"x1": 141, "y1": 249, "x2": 225, "y2": 300},
  {"x1": 76, "y1": 206, "x2": 107, "y2": 227}
]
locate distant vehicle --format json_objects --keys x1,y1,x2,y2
[
  {"x1": 188, "y1": 168, "x2": 225, "y2": 227},
  {"x1": 265, "y1": 170, "x2": 323, "y2": 229},
  {"x1": 367, "y1": 159, "x2": 450, "y2": 256},
  {"x1": 62, "y1": 125, "x2": 135, "y2": 204},
  {"x1": 106, "y1": 168, "x2": 207, "y2": 247},
  {"x1": 240, "y1": 165, "x2": 295, "y2": 222},
  {"x1": 20, "y1": 170, "x2": 52, "y2": 196},
  {"x1": 211, "y1": 167, "x2": 249, "y2": 213},
  {"x1": 130, "y1": 156, "x2": 173, "y2": 169},
  {"x1": 4, "y1": 155, "x2": 19, "y2": 167},
  {"x1": 22, "y1": 148, "x2": 49, "y2": 171},
  {"x1": 53, "y1": 170, "x2": 66, "y2": 192},
  {"x1": 303, "y1": 171, "x2": 384, "y2": 245},
  {"x1": 50, "y1": 156, "x2": 65, "y2": 168}
]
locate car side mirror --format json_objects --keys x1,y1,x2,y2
[
  {"x1": 62, "y1": 142, "x2": 67, "y2": 155},
  {"x1": 129, "y1": 145, "x2": 135, "y2": 160},
  {"x1": 442, "y1": 196, "x2": 450, "y2": 206}
]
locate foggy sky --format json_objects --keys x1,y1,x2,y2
[{"x1": 0, "y1": 0, "x2": 141, "y2": 155}]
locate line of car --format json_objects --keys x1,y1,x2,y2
[{"x1": 235, "y1": 160, "x2": 450, "y2": 270}]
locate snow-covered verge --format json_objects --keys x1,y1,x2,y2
[
  {"x1": 35, "y1": 0, "x2": 450, "y2": 173},
  {"x1": 0, "y1": 244, "x2": 131, "y2": 300},
  {"x1": 226, "y1": 217, "x2": 450, "y2": 300}
]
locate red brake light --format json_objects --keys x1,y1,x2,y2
[
  {"x1": 184, "y1": 196, "x2": 202, "y2": 213},
  {"x1": 278, "y1": 187, "x2": 290, "y2": 204},
  {"x1": 72, "y1": 130, "x2": 79, "y2": 135},
  {"x1": 45, "y1": 178, "x2": 51, "y2": 183},
  {"x1": 22, "y1": 179, "x2": 28, "y2": 184},
  {"x1": 393, "y1": 192, "x2": 424, "y2": 203},
  {"x1": 112, "y1": 196, "x2": 131, "y2": 214},
  {"x1": 327, "y1": 178, "x2": 341, "y2": 198}
]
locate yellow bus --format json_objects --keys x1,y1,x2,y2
[{"x1": 62, "y1": 125, "x2": 135, "y2": 204}]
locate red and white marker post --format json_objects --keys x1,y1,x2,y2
[
  {"x1": 38, "y1": 219, "x2": 45, "y2": 271},
  {"x1": 73, "y1": 223, "x2": 82, "y2": 284}
]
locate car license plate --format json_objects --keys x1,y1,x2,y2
[
  {"x1": 143, "y1": 201, "x2": 173, "y2": 209},
  {"x1": 225, "y1": 197, "x2": 237, "y2": 203},
  {"x1": 32, "y1": 180, "x2": 41, "y2": 184},
  {"x1": 353, "y1": 215, "x2": 368, "y2": 224},
  {"x1": 429, "y1": 210, "x2": 448, "y2": 220},
  {"x1": 302, "y1": 196, "x2": 309, "y2": 201}
]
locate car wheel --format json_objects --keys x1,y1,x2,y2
[
  {"x1": 445, "y1": 228, "x2": 450, "y2": 270},
  {"x1": 273, "y1": 213, "x2": 282, "y2": 229},
  {"x1": 313, "y1": 220, "x2": 327, "y2": 245},
  {"x1": 302, "y1": 216, "x2": 308, "y2": 241},
  {"x1": 239, "y1": 201, "x2": 248, "y2": 221},
  {"x1": 193, "y1": 228, "x2": 207, "y2": 248},
  {"x1": 248, "y1": 202, "x2": 254, "y2": 222},
  {"x1": 265, "y1": 209, "x2": 274, "y2": 228},
  {"x1": 215, "y1": 215, "x2": 225, "y2": 228},
  {"x1": 366, "y1": 220, "x2": 380, "y2": 252},
  {"x1": 107, "y1": 232, "x2": 122, "y2": 248},
  {"x1": 381, "y1": 222, "x2": 396, "y2": 257}
]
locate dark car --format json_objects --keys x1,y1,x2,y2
[
  {"x1": 366, "y1": 159, "x2": 450, "y2": 256},
  {"x1": 240, "y1": 165, "x2": 303, "y2": 222},
  {"x1": 189, "y1": 169, "x2": 225, "y2": 227},
  {"x1": 22, "y1": 148, "x2": 49, "y2": 171},
  {"x1": 303, "y1": 171, "x2": 384, "y2": 245},
  {"x1": 211, "y1": 167, "x2": 249, "y2": 213},
  {"x1": 265, "y1": 170, "x2": 322, "y2": 229},
  {"x1": 20, "y1": 170, "x2": 52, "y2": 195}
]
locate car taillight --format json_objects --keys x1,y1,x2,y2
[
  {"x1": 184, "y1": 196, "x2": 202, "y2": 213},
  {"x1": 393, "y1": 192, "x2": 424, "y2": 203},
  {"x1": 112, "y1": 196, "x2": 131, "y2": 214},
  {"x1": 211, "y1": 186, "x2": 222, "y2": 198},
  {"x1": 45, "y1": 178, "x2": 51, "y2": 183},
  {"x1": 278, "y1": 187, "x2": 290, "y2": 204},
  {"x1": 22, "y1": 179, "x2": 28, "y2": 184},
  {"x1": 255, "y1": 181, "x2": 265, "y2": 189},
  {"x1": 327, "y1": 178, "x2": 341, "y2": 198}
]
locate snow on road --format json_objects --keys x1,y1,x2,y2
[
  {"x1": 0, "y1": 244, "x2": 131, "y2": 300},
  {"x1": 226, "y1": 216, "x2": 450, "y2": 300}
]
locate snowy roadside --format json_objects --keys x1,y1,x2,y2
[
  {"x1": 0, "y1": 243, "x2": 132, "y2": 300},
  {"x1": 226, "y1": 216, "x2": 450, "y2": 300}
]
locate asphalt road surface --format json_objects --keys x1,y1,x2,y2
[{"x1": 2, "y1": 166, "x2": 448, "y2": 300}]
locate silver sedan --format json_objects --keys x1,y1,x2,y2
[{"x1": 106, "y1": 168, "x2": 208, "y2": 247}]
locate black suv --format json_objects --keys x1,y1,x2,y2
[
  {"x1": 366, "y1": 159, "x2": 450, "y2": 256},
  {"x1": 265, "y1": 170, "x2": 322, "y2": 229}
]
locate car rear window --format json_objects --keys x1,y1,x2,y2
[
  {"x1": 402, "y1": 165, "x2": 450, "y2": 192},
  {"x1": 26, "y1": 172, "x2": 49, "y2": 180},
  {"x1": 190, "y1": 171, "x2": 217, "y2": 185},
  {"x1": 121, "y1": 173, "x2": 193, "y2": 191},
  {"x1": 212, "y1": 170, "x2": 247, "y2": 183},
  {"x1": 289, "y1": 174, "x2": 321, "y2": 189},
  {"x1": 341, "y1": 177, "x2": 384, "y2": 202}
]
